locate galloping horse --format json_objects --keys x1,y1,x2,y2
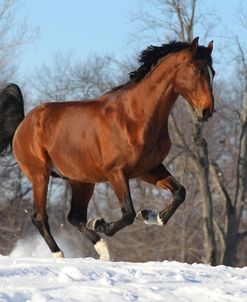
[{"x1": 0, "y1": 37, "x2": 215, "y2": 260}]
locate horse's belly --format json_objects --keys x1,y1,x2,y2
[{"x1": 50, "y1": 155, "x2": 107, "y2": 183}]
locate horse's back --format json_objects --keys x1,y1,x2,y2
[{"x1": 14, "y1": 100, "x2": 99, "y2": 147}]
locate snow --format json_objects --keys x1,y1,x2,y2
[
  {"x1": 0, "y1": 236, "x2": 246, "y2": 301},
  {"x1": 0, "y1": 254, "x2": 246, "y2": 302}
]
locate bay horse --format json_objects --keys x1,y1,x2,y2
[{"x1": 0, "y1": 37, "x2": 215, "y2": 260}]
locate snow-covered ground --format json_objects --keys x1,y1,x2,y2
[{"x1": 0, "y1": 254, "x2": 246, "y2": 302}]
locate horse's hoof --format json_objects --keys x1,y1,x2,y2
[
  {"x1": 136, "y1": 209, "x2": 156, "y2": 222},
  {"x1": 136, "y1": 209, "x2": 149, "y2": 222},
  {"x1": 94, "y1": 239, "x2": 113, "y2": 261},
  {"x1": 136, "y1": 209, "x2": 163, "y2": 226},
  {"x1": 52, "y1": 250, "x2": 65, "y2": 258},
  {"x1": 86, "y1": 217, "x2": 106, "y2": 232}
]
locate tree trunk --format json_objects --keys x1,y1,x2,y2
[
  {"x1": 222, "y1": 214, "x2": 240, "y2": 266},
  {"x1": 223, "y1": 91, "x2": 247, "y2": 266},
  {"x1": 192, "y1": 129, "x2": 217, "y2": 265},
  {"x1": 197, "y1": 163, "x2": 217, "y2": 265}
]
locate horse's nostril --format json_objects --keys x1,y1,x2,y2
[{"x1": 202, "y1": 108, "x2": 212, "y2": 121}]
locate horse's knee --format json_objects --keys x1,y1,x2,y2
[{"x1": 174, "y1": 185, "x2": 186, "y2": 204}]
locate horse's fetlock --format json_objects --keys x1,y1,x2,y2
[{"x1": 104, "y1": 223, "x2": 116, "y2": 237}]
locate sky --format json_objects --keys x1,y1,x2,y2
[
  {"x1": 15, "y1": 0, "x2": 246, "y2": 80},
  {"x1": 18, "y1": 0, "x2": 139, "y2": 76}
]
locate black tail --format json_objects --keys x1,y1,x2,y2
[{"x1": 0, "y1": 83, "x2": 25, "y2": 156}]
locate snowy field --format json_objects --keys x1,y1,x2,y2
[{"x1": 0, "y1": 254, "x2": 246, "y2": 302}]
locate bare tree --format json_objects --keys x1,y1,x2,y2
[
  {"x1": 208, "y1": 37, "x2": 247, "y2": 266},
  {"x1": 33, "y1": 53, "x2": 128, "y2": 102},
  {"x1": 0, "y1": 0, "x2": 37, "y2": 82},
  {"x1": 0, "y1": 0, "x2": 37, "y2": 254},
  {"x1": 130, "y1": 0, "x2": 217, "y2": 45}
]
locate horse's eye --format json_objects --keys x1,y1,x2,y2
[{"x1": 194, "y1": 69, "x2": 201, "y2": 76}]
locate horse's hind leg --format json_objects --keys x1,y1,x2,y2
[
  {"x1": 67, "y1": 180, "x2": 112, "y2": 261},
  {"x1": 31, "y1": 174, "x2": 64, "y2": 258}
]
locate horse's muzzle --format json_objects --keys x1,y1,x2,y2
[{"x1": 197, "y1": 108, "x2": 213, "y2": 123}]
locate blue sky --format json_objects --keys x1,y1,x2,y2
[
  {"x1": 17, "y1": 0, "x2": 245, "y2": 78},
  {"x1": 19, "y1": 0, "x2": 138, "y2": 75}
]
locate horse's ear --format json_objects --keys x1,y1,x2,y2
[
  {"x1": 207, "y1": 40, "x2": 213, "y2": 53},
  {"x1": 190, "y1": 37, "x2": 199, "y2": 56}
]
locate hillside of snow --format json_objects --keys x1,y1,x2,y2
[{"x1": 0, "y1": 255, "x2": 246, "y2": 302}]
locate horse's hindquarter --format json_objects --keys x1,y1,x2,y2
[
  {"x1": 13, "y1": 104, "x2": 55, "y2": 179},
  {"x1": 12, "y1": 101, "x2": 101, "y2": 182}
]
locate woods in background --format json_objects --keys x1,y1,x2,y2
[{"x1": 0, "y1": 0, "x2": 246, "y2": 267}]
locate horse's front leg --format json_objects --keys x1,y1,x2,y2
[
  {"x1": 137, "y1": 164, "x2": 186, "y2": 225},
  {"x1": 87, "y1": 171, "x2": 136, "y2": 236}
]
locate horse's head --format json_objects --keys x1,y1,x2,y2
[{"x1": 174, "y1": 37, "x2": 215, "y2": 122}]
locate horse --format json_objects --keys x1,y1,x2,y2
[{"x1": 0, "y1": 37, "x2": 215, "y2": 260}]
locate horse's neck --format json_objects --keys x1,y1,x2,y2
[{"x1": 125, "y1": 55, "x2": 181, "y2": 126}]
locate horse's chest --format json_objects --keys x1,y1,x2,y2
[{"x1": 127, "y1": 141, "x2": 170, "y2": 176}]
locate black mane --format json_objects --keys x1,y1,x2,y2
[
  {"x1": 112, "y1": 40, "x2": 212, "y2": 91},
  {"x1": 129, "y1": 41, "x2": 190, "y2": 82}
]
